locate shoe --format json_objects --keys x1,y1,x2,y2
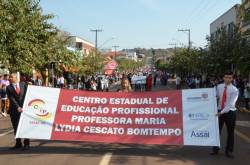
[
  {"x1": 225, "y1": 151, "x2": 234, "y2": 158},
  {"x1": 2, "y1": 112, "x2": 7, "y2": 117},
  {"x1": 9, "y1": 145, "x2": 22, "y2": 150},
  {"x1": 22, "y1": 145, "x2": 30, "y2": 151},
  {"x1": 210, "y1": 150, "x2": 219, "y2": 155}
]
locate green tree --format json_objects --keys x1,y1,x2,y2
[
  {"x1": 0, "y1": 0, "x2": 81, "y2": 75},
  {"x1": 81, "y1": 52, "x2": 105, "y2": 75},
  {"x1": 117, "y1": 59, "x2": 145, "y2": 73}
]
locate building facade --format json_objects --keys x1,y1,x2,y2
[
  {"x1": 69, "y1": 36, "x2": 95, "y2": 56},
  {"x1": 210, "y1": 4, "x2": 240, "y2": 39}
]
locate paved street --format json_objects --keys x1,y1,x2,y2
[{"x1": 0, "y1": 82, "x2": 249, "y2": 165}]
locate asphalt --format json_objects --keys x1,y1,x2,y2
[{"x1": 0, "y1": 80, "x2": 249, "y2": 165}]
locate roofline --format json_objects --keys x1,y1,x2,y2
[
  {"x1": 210, "y1": 4, "x2": 240, "y2": 26},
  {"x1": 69, "y1": 35, "x2": 94, "y2": 47}
]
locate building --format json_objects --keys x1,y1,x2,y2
[
  {"x1": 240, "y1": 0, "x2": 250, "y2": 32},
  {"x1": 210, "y1": 4, "x2": 240, "y2": 39},
  {"x1": 69, "y1": 36, "x2": 95, "y2": 56}
]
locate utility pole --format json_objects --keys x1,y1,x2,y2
[
  {"x1": 112, "y1": 45, "x2": 120, "y2": 60},
  {"x1": 169, "y1": 43, "x2": 178, "y2": 55},
  {"x1": 90, "y1": 29, "x2": 103, "y2": 50},
  {"x1": 178, "y1": 29, "x2": 191, "y2": 49}
]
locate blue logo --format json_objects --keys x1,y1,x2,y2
[
  {"x1": 188, "y1": 113, "x2": 209, "y2": 120},
  {"x1": 191, "y1": 130, "x2": 210, "y2": 138}
]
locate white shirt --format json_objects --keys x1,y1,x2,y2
[
  {"x1": 59, "y1": 77, "x2": 64, "y2": 84},
  {"x1": 216, "y1": 83, "x2": 238, "y2": 114},
  {"x1": 176, "y1": 77, "x2": 181, "y2": 85}
]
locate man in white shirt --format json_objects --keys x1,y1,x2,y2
[
  {"x1": 176, "y1": 75, "x2": 181, "y2": 90},
  {"x1": 211, "y1": 72, "x2": 238, "y2": 158}
]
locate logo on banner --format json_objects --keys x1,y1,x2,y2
[
  {"x1": 28, "y1": 99, "x2": 51, "y2": 120},
  {"x1": 191, "y1": 130, "x2": 210, "y2": 138},
  {"x1": 188, "y1": 113, "x2": 209, "y2": 120},
  {"x1": 186, "y1": 92, "x2": 209, "y2": 102}
]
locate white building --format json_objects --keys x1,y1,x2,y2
[
  {"x1": 210, "y1": 4, "x2": 240, "y2": 39},
  {"x1": 126, "y1": 51, "x2": 138, "y2": 61},
  {"x1": 69, "y1": 36, "x2": 95, "y2": 56}
]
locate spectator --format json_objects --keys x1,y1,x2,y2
[
  {"x1": 0, "y1": 84, "x2": 8, "y2": 117},
  {"x1": 59, "y1": 75, "x2": 65, "y2": 88},
  {"x1": 90, "y1": 79, "x2": 97, "y2": 91},
  {"x1": 244, "y1": 83, "x2": 250, "y2": 110},
  {"x1": 176, "y1": 75, "x2": 181, "y2": 90},
  {"x1": 33, "y1": 76, "x2": 43, "y2": 86},
  {"x1": 1, "y1": 74, "x2": 10, "y2": 87}
]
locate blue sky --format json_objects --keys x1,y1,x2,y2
[{"x1": 40, "y1": 0, "x2": 241, "y2": 49}]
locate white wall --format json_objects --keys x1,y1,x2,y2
[{"x1": 210, "y1": 5, "x2": 239, "y2": 35}]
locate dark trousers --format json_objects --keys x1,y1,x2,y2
[
  {"x1": 245, "y1": 98, "x2": 249, "y2": 109},
  {"x1": 1, "y1": 100, "x2": 6, "y2": 113},
  {"x1": 213, "y1": 111, "x2": 236, "y2": 153},
  {"x1": 10, "y1": 111, "x2": 29, "y2": 146}
]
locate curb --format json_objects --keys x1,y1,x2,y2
[{"x1": 239, "y1": 108, "x2": 250, "y2": 114}]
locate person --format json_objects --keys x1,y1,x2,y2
[
  {"x1": 146, "y1": 74, "x2": 152, "y2": 91},
  {"x1": 0, "y1": 84, "x2": 8, "y2": 117},
  {"x1": 195, "y1": 77, "x2": 200, "y2": 88},
  {"x1": 2, "y1": 74, "x2": 10, "y2": 86},
  {"x1": 176, "y1": 75, "x2": 181, "y2": 90},
  {"x1": 90, "y1": 79, "x2": 97, "y2": 91},
  {"x1": 244, "y1": 83, "x2": 250, "y2": 110},
  {"x1": 6, "y1": 73, "x2": 29, "y2": 150},
  {"x1": 33, "y1": 76, "x2": 43, "y2": 86},
  {"x1": 119, "y1": 77, "x2": 132, "y2": 92},
  {"x1": 211, "y1": 71, "x2": 238, "y2": 158},
  {"x1": 59, "y1": 75, "x2": 65, "y2": 88}
]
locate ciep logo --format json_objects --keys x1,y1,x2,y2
[
  {"x1": 188, "y1": 113, "x2": 209, "y2": 120},
  {"x1": 191, "y1": 130, "x2": 210, "y2": 138},
  {"x1": 28, "y1": 99, "x2": 51, "y2": 120}
]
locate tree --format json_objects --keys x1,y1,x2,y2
[
  {"x1": 81, "y1": 52, "x2": 105, "y2": 75},
  {"x1": 117, "y1": 59, "x2": 145, "y2": 73},
  {"x1": 0, "y1": 0, "x2": 81, "y2": 75}
]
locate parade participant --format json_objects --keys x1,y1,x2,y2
[
  {"x1": 6, "y1": 73, "x2": 30, "y2": 150},
  {"x1": 119, "y1": 77, "x2": 132, "y2": 92},
  {"x1": 211, "y1": 71, "x2": 238, "y2": 158},
  {"x1": 146, "y1": 74, "x2": 152, "y2": 91}
]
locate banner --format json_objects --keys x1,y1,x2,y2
[
  {"x1": 16, "y1": 86, "x2": 220, "y2": 146},
  {"x1": 131, "y1": 76, "x2": 146, "y2": 84}
]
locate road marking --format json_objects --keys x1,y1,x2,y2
[
  {"x1": 0, "y1": 129, "x2": 14, "y2": 137},
  {"x1": 235, "y1": 129, "x2": 250, "y2": 144},
  {"x1": 99, "y1": 152, "x2": 113, "y2": 165}
]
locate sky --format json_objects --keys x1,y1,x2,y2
[{"x1": 40, "y1": 0, "x2": 242, "y2": 50}]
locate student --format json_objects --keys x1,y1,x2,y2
[{"x1": 211, "y1": 71, "x2": 238, "y2": 158}]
